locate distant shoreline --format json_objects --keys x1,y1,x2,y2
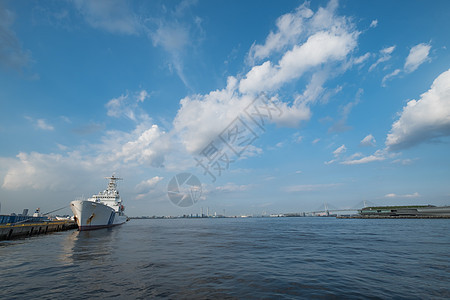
[{"x1": 337, "y1": 215, "x2": 450, "y2": 219}]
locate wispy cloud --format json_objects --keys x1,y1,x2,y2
[
  {"x1": 105, "y1": 90, "x2": 150, "y2": 122},
  {"x1": 215, "y1": 183, "x2": 254, "y2": 193},
  {"x1": 284, "y1": 183, "x2": 340, "y2": 192},
  {"x1": 381, "y1": 42, "x2": 431, "y2": 86},
  {"x1": 0, "y1": 4, "x2": 32, "y2": 72},
  {"x1": 325, "y1": 144, "x2": 346, "y2": 164},
  {"x1": 329, "y1": 88, "x2": 362, "y2": 133},
  {"x1": 384, "y1": 192, "x2": 420, "y2": 198},
  {"x1": 381, "y1": 68, "x2": 401, "y2": 87},
  {"x1": 340, "y1": 152, "x2": 385, "y2": 165},
  {"x1": 72, "y1": 0, "x2": 142, "y2": 35},
  {"x1": 369, "y1": 45, "x2": 395, "y2": 72},
  {"x1": 146, "y1": 0, "x2": 203, "y2": 89},
  {"x1": 25, "y1": 116, "x2": 54, "y2": 131}
]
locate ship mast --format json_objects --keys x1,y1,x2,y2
[{"x1": 105, "y1": 175, "x2": 122, "y2": 192}]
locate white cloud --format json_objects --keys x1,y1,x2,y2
[
  {"x1": 333, "y1": 144, "x2": 346, "y2": 156},
  {"x1": 369, "y1": 45, "x2": 395, "y2": 72},
  {"x1": 172, "y1": 1, "x2": 359, "y2": 155},
  {"x1": 404, "y1": 43, "x2": 431, "y2": 73},
  {"x1": 36, "y1": 119, "x2": 54, "y2": 131},
  {"x1": 354, "y1": 52, "x2": 370, "y2": 64},
  {"x1": 135, "y1": 176, "x2": 164, "y2": 194},
  {"x1": 384, "y1": 192, "x2": 420, "y2": 198},
  {"x1": 2, "y1": 126, "x2": 169, "y2": 191},
  {"x1": 381, "y1": 68, "x2": 401, "y2": 87},
  {"x1": 172, "y1": 77, "x2": 249, "y2": 154},
  {"x1": 25, "y1": 116, "x2": 54, "y2": 131},
  {"x1": 2, "y1": 151, "x2": 93, "y2": 191},
  {"x1": 138, "y1": 90, "x2": 149, "y2": 102},
  {"x1": 386, "y1": 68, "x2": 450, "y2": 150},
  {"x1": 116, "y1": 125, "x2": 165, "y2": 165},
  {"x1": 312, "y1": 138, "x2": 320, "y2": 144},
  {"x1": 360, "y1": 134, "x2": 376, "y2": 146},
  {"x1": 73, "y1": 0, "x2": 141, "y2": 35},
  {"x1": 215, "y1": 183, "x2": 253, "y2": 192},
  {"x1": 392, "y1": 158, "x2": 416, "y2": 165},
  {"x1": 381, "y1": 43, "x2": 431, "y2": 86},
  {"x1": 247, "y1": 3, "x2": 313, "y2": 63},
  {"x1": 340, "y1": 153, "x2": 385, "y2": 165},
  {"x1": 240, "y1": 29, "x2": 358, "y2": 94},
  {"x1": 369, "y1": 19, "x2": 378, "y2": 28},
  {"x1": 3, "y1": 93, "x2": 171, "y2": 191},
  {"x1": 105, "y1": 90, "x2": 150, "y2": 121},
  {"x1": 325, "y1": 144, "x2": 347, "y2": 165}
]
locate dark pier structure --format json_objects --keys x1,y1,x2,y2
[{"x1": 0, "y1": 215, "x2": 78, "y2": 240}]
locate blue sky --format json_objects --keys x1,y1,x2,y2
[{"x1": 1, "y1": 0, "x2": 450, "y2": 216}]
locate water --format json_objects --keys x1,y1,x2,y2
[{"x1": 1, "y1": 218, "x2": 449, "y2": 299}]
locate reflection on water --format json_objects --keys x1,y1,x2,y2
[{"x1": 61, "y1": 228, "x2": 118, "y2": 265}]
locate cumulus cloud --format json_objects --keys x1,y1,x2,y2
[
  {"x1": 360, "y1": 134, "x2": 376, "y2": 146},
  {"x1": 386, "y1": 68, "x2": 450, "y2": 150},
  {"x1": 147, "y1": 0, "x2": 203, "y2": 88},
  {"x1": 172, "y1": 77, "x2": 248, "y2": 154},
  {"x1": 2, "y1": 124, "x2": 169, "y2": 190},
  {"x1": 240, "y1": 30, "x2": 358, "y2": 94},
  {"x1": 369, "y1": 19, "x2": 378, "y2": 28},
  {"x1": 2, "y1": 1, "x2": 363, "y2": 192},
  {"x1": 2, "y1": 89, "x2": 171, "y2": 191},
  {"x1": 172, "y1": 1, "x2": 359, "y2": 155},
  {"x1": 404, "y1": 43, "x2": 431, "y2": 73},
  {"x1": 2, "y1": 151, "x2": 94, "y2": 191}
]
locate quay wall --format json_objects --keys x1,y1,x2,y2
[{"x1": 0, "y1": 220, "x2": 78, "y2": 240}]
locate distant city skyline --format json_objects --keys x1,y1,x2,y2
[{"x1": 1, "y1": 0, "x2": 449, "y2": 217}]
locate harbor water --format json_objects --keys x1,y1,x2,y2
[{"x1": 1, "y1": 217, "x2": 449, "y2": 299}]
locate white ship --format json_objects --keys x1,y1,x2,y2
[{"x1": 70, "y1": 175, "x2": 128, "y2": 231}]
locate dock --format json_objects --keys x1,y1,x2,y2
[{"x1": 0, "y1": 220, "x2": 78, "y2": 241}]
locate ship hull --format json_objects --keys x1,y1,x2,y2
[{"x1": 70, "y1": 200, "x2": 127, "y2": 231}]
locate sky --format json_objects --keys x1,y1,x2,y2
[{"x1": 1, "y1": 0, "x2": 450, "y2": 217}]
